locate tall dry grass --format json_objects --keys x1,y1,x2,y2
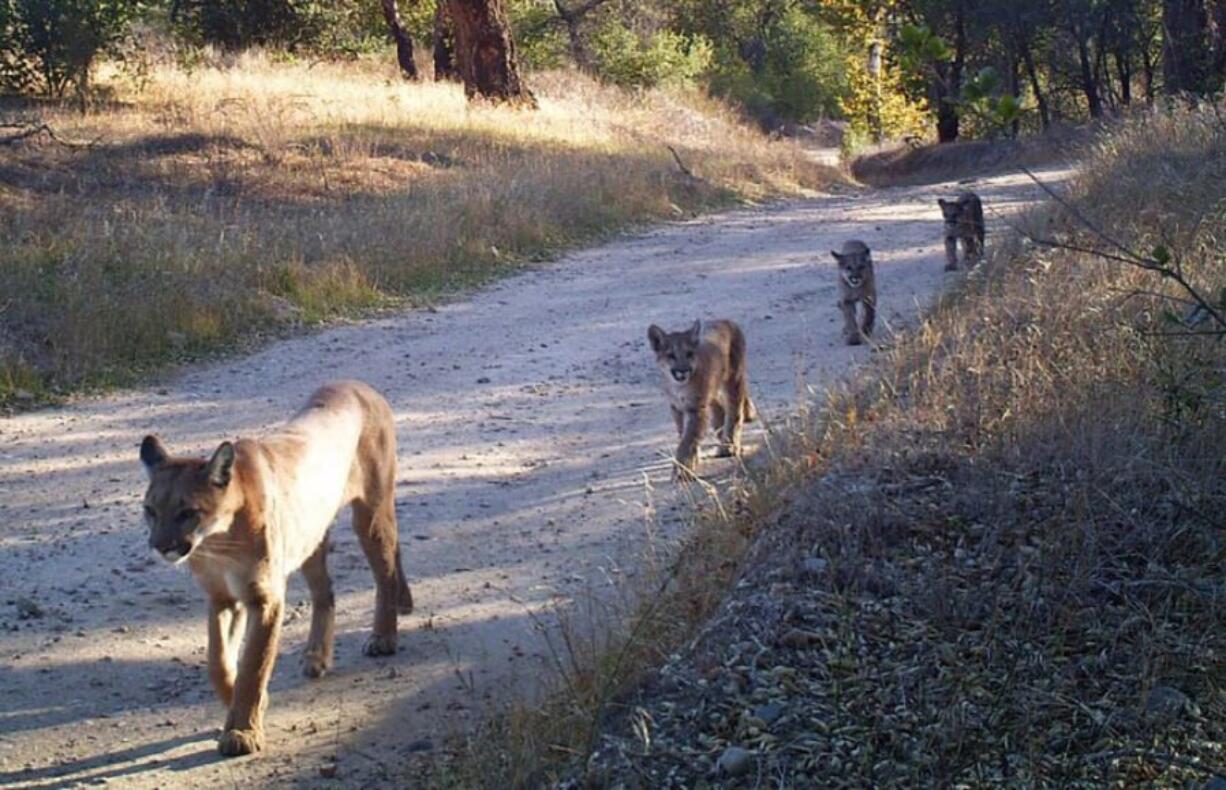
[
  {"x1": 0, "y1": 53, "x2": 836, "y2": 404},
  {"x1": 433, "y1": 104, "x2": 1226, "y2": 786}
]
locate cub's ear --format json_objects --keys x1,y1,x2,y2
[
  {"x1": 206, "y1": 441, "x2": 236, "y2": 488},
  {"x1": 937, "y1": 198, "x2": 949, "y2": 208},
  {"x1": 688, "y1": 319, "x2": 702, "y2": 340},
  {"x1": 647, "y1": 324, "x2": 666, "y2": 353},
  {"x1": 140, "y1": 435, "x2": 170, "y2": 477},
  {"x1": 830, "y1": 250, "x2": 843, "y2": 262}
]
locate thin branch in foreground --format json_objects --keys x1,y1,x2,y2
[{"x1": 1010, "y1": 167, "x2": 1226, "y2": 334}]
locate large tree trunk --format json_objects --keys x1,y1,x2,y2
[
  {"x1": 1163, "y1": 0, "x2": 1210, "y2": 94},
  {"x1": 444, "y1": 0, "x2": 536, "y2": 107},
  {"x1": 381, "y1": 0, "x2": 418, "y2": 80},
  {"x1": 434, "y1": 1, "x2": 459, "y2": 81}
]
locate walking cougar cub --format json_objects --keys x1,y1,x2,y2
[
  {"x1": 938, "y1": 191, "x2": 985, "y2": 270},
  {"x1": 647, "y1": 319, "x2": 757, "y2": 480},
  {"x1": 831, "y1": 240, "x2": 876, "y2": 346}
]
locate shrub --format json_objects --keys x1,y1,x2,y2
[
  {"x1": 706, "y1": 7, "x2": 849, "y2": 127},
  {"x1": 0, "y1": 0, "x2": 144, "y2": 97},
  {"x1": 589, "y1": 21, "x2": 712, "y2": 90}
]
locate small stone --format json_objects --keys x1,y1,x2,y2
[
  {"x1": 754, "y1": 703, "x2": 785, "y2": 726},
  {"x1": 1146, "y1": 685, "x2": 1193, "y2": 719},
  {"x1": 716, "y1": 746, "x2": 753, "y2": 777},
  {"x1": 476, "y1": 377, "x2": 491, "y2": 384}
]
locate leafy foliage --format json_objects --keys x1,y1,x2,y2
[
  {"x1": 588, "y1": 21, "x2": 712, "y2": 89},
  {"x1": 0, "y1": 0, "x2": 144, "y2": 97}
]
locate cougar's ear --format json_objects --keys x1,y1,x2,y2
[
  {"x1": 937, "y1": 198, "x2": 949, "y2": 209},
  {"x1": 687, "y1": 319, "x2": 702, "y2": 344},
  {"x1": 647, "y1": 324, "x2": 667, "y2": 353},
  {"x1": 830, "y1": 250, "x2": 843, "y2": 262},
  {"x1": 206, "y1": 441, "x2": 236, "y2": 488},
  {"x1": 140, "y1": 435, "x2": 170, "y2": 478}
]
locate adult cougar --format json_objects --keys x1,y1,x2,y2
[
  {"x1": 938, "y1": 190, "x2": 986, "y2": 270},
  {"x1": 139, "y1": 380, "x2": 411, "y2": 756},
  {"x1": 647, "y1": 319, "x2": 757, "y2": 480}
]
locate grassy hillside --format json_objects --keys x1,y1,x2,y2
[
  {"x1": 0, "y1": 55, "x2": 836, "y2": 407},
  {"x1": 437, "y1": 104, "x2": 1226, "y2": 786}
]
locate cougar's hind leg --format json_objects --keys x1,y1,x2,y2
[
  {"x1": 300, "y1": 538, "x2": 336, "y2": 678},
  {"x1": 353, "y1": 499, "x2": 402, "y2": 656}
]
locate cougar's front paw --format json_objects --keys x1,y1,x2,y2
[
  {"x1": 218, "y1": 727, "x2": 265, "y2": 757},
  {"x1": 302, "y1": 650, "x2": 332, "y2": 679},
  {"x1": 673, "y1": 458, "x2": 698, "y2": 482},
  {"x1": 362, "y1": 633, "x2": 397, "y2": 657}
]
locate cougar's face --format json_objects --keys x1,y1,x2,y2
[
  {"x1": 140, "y1": 436, "x2": 237, "y2": 564},
  {"x1": 939, "y1": 198, "x2": 967, "y2": 226},
  {"x1": 647, "y1": 320, "x2": 703, "y2": 385},
  {"x1": 833, "y1": 249, "x2": 872, "y2": 289}
]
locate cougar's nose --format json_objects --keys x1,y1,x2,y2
[
  {"x1": 151, "y1": 534, "x2": 193, "y2": 562},
  {"x1": 671, "y1": 369, "x2": 688, "y2": 382}
]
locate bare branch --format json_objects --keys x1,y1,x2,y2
[
  {"x1": 665, "y1": 144, "x2": 695, "y2": 178},
  {"x1": 0, "y1": 122, "x2": 95, "y2": 149}
]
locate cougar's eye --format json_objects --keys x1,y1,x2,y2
[
  {"x1": 176, "y1": 508, "x2": 199, "y2": 524},
  {"x1": 686, "y1": 351, "x2": 694, "y2": 360}
]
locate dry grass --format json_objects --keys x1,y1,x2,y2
[
  {"x1": 432, "y1": 104, "x2": 1226, "y2": 787},
  {"x1": 0, "y1": 53, "x2": 836, "y2": 406}
]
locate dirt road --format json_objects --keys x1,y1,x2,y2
[{"x1": 0, "y1": 167, "x2": 1064, "y2": 788}]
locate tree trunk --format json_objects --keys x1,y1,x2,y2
[
  {"x1": 553, "y1": 0, "x2": 605, "y2": 71},
  {"x1": 1076, "y1": 36, "x2": 1103, "y2": 117},
  {"x1": 381, "y1": 0, "x2": 418, "y2": 80},
  {"x1": 433, "y1": 1, "x2": 459, "y2": 81},
  {"x1": 1114, "y1": 49, "x2": 1132, "y2": 105},
  {"x1": 1142, "y1": 37, "x2": 1156, "y2": 102},
  {"x1": 1163, "y1": 0, "x2": 1210, "y2": 94},
  {"x1": 445, "y1": 0, "x2": 536, "y2": 107},
  {"x1": 935, "y1": 6, "x2": 966, "y2": 144},
  {"x1": 1018, "y1": 35, "x2": 1051, "y2": 130},
  {"x1": 1211, "y1": 0, "x2": 1226, "y2": 85}
]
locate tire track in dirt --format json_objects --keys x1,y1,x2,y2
[{"x1": 0, "y1": 166, "x2": 1067, "y2": 787}]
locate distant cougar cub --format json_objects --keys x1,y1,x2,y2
[
  {"x1": 647, "y1": 319, "x2": 757, "y2": 480},
  {"x1": 938, "y1": 191, "x2": 985, "y2": 270},
  {"x1": 831, "y1": 240, "x2": 876, "y2": 346}
]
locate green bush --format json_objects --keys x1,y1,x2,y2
[
  {"x1": 171, "y1": 0, "x2": 386, "y2": 54},
  {"x1": 0, "y1": 0, "x2": 144, "y2": 97},
  {"x1": 589, "y1": 20, "x2": 712, "y2": 89},
  {"x1": 706, "y1": 8, "x2": 847, "y2": 126}
]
